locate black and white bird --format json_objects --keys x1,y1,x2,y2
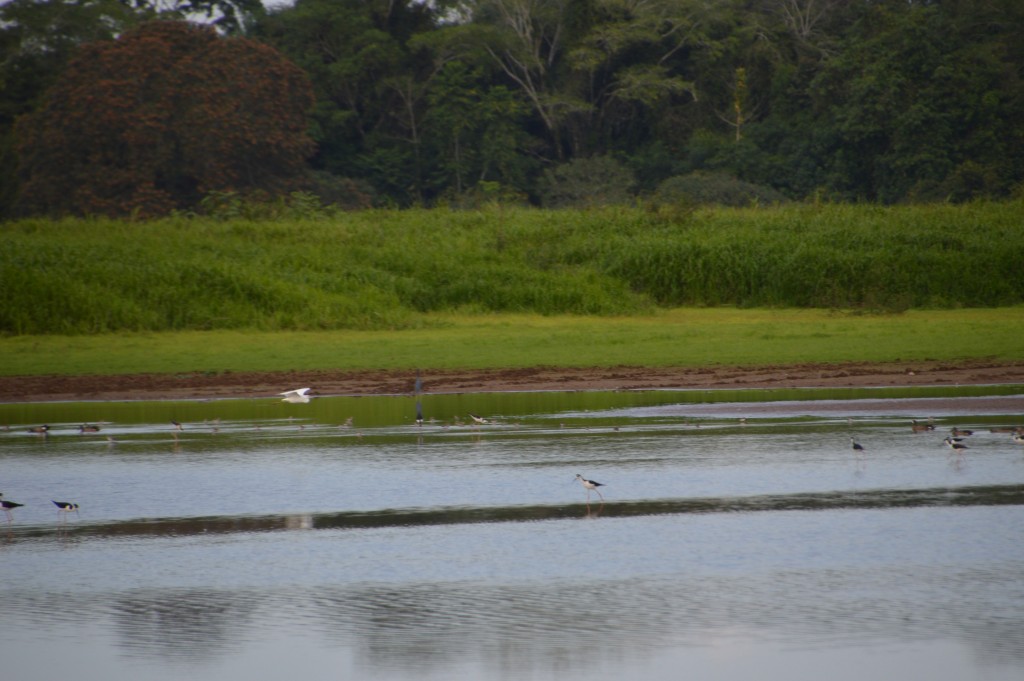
[
  {"x1": 850, "y1": 437, "x2": 865, "y2": 453},
  {"x1": 574, "y1": 474, "x2": 605, "y2": 502},
  {"x1": 53, "y1": 500, "x2": 80, "y2": 521},
  {"x1": 1, "y1": 493, "x2": 24, "y2": 523},
  {"x1": 280, "y1": 387, "x2": 312, "y2": 403},
  {"x1": 1012, "y1": 433, "x2": 1024, "y2": 445},
  {"x1": 468, "y1": 413, "x2": 489, "y2": 425},
  {"x1": 944, "y1": 436, "x2": 969, "y2": 454}
]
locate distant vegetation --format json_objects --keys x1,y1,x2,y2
[
  {"x1": 2, "y1": 202, "x2": 1022, "y2": 335},
  {"x1": 2, "y1": 0, "x2": 1023, "y2": 216}
]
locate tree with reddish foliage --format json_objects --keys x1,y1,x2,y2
[{"x1": 15, "y1": 20, "x2": 315, "y2": 218}]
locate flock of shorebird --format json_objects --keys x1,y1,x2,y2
[
  {"x1": 5, "y1": 382, "x2": 612, "y2": 523},
  {"x1": 1, "y1": 492, "x2": 78, "y2": 525},
  {"x1": 850, "y1": 419, "x2": 1024, "y2": 456},
  {"x1": 7, "y1": 387, "x2": 1023, "y2": 525}
]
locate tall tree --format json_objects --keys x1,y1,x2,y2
[
  {"x1": 423, "y1": 60, "x2": 532, "y2": 197},
  {"x1": 15, "y1": 20, "x2": 315, "y2": 217},
  {"x1": 807, "y1": 0, "x2": 1024, "y2": 201},
  {"x1": 254, "y1": 0, "x2": 441, "y2": 205},
  {"x1": 0, "y1": 0, "x2": 141, "y2": 216}
]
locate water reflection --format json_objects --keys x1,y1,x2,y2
[
  {"x1": 111, "y1": 590, "x2": 258, "y2": 662},
  {"x1": 6, "y1": 561, "x2": 1023, "y2": 678}
]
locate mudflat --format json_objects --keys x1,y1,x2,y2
[{"x1": 2, "y1": 360, "x2": 1023, "y2": 403}]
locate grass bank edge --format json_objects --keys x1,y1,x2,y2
[{"x1": 2, "y1": 308, "x2": 1023, "y2": 378}]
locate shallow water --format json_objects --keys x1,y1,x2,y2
[{"x1": 2, "y1": 387, "x2": 1023, "y2": 681}]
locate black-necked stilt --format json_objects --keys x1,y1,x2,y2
[
  {"x1": 79, "y1": 424, "x2": 101, "y2": 433},
  {"x1": 28, "y1": 425, "x2": 50, "y2": 434},
  {"x1": 575, "y1": 474, "x2": 605, "y2": 502},
  {"x1": 1, "y1": 494, "x2": 24, "y2": 523},
  {"x1": 944, "y1": 437, "x2": 969, "y2": 453},
  {"x1": 53, "y1": 500, "x2": 80, "y2": 520},
  {"x1": 850, "y1": 437, "x2": 865, "y2": 453},
  {"x1": 469, "y1": 413, "x2": 488, "y2": 425},
  {"x1": 1012, "y1": 433, "x2": 1024, "y2": 445},
  {"x1": 416, "y1": 401, "x2": 424, "y2": 426},
  {"x1": 171, "y1": 420, "x2": 183, "y2": 431},
  {"x1": 280, "y1": 387, "x2": 312, "y2": 403},
  {"x1": 951, "y1": 427, "x2": 973, "y2": 437}
]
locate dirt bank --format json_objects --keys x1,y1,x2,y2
[{"x1": 2, "y1": 360, "x2": 1023, "y2": 403}]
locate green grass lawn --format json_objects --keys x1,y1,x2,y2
[{"x1": 2, "y1": 307, "x2": 1021, "y2": 377}]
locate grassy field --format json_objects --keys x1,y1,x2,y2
[
  {"x1": 2, "y1": 202, "x2": 1024, "y2": 335},
  {"x1": 1, "y1": 308, "x2": 1022, "y2": 377}
]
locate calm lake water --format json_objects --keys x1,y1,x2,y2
[{"x1": 2, "y1": 386, "x2": 1024, "y2": 681}]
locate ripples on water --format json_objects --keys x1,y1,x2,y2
[{"x1": 2, "y1": 388, "x2": 1023, "y2": 681}]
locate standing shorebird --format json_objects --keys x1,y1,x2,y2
[
  {"x1": 53, "y1": 500, "x2": 80, "y2": 522},
  {"x1": 574, "y1": 474, "x2": 605, "y2": 503},
  {"x1": 944, "y1": 437, "x2": 969, "y2": 454},
  {"x1": 1, "y1": 494, "x2": 24, "y2": 523},
  {"x1": 468, "y1": 413, "x2": 489, "y2": 425},
  {"x1": 850, "y1": 437, "x2": 865, "y2": 453}
]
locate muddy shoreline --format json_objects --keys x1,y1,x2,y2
[{"x1": 2, "y1": 360, "x2": 1023, "y2": 403}]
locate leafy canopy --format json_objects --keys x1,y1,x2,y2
[{"x1": 15, "y1": 20, "x2": 316, "y2": 218}]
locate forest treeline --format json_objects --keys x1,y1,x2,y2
[{"x1": 2, "y1": 0, "x2": 1024, "y2": 216}]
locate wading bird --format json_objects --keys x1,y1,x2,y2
[
  {"x1": 575, "y1": 474, "x2": 605, "y2": 503},
  {"x1": 1, "y1": 494, "x2": 24, "y2": 523},
  {"x1": 53, "y1": 500, "x2": 80, "y2": 522},
  {"x1": 944, "y1": 437, "x2": 969, "y2": 454},
  {"x1": 850, "y1": 437, "x2": 865, "y2": 453}
]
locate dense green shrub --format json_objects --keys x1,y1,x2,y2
[
  {"x1": 541, "y1": 157, "x2": 637, "y2": 208},
  {"x1": 654, "y1": 172, "x2": 789, "y2": 207},
  {"x1": 2, "y1": 202, "x2": 1022, "y2": 335}
]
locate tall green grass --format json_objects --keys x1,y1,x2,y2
[{"x1": 2, "y1": 202, "x2": 1023, "y2": 335}]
